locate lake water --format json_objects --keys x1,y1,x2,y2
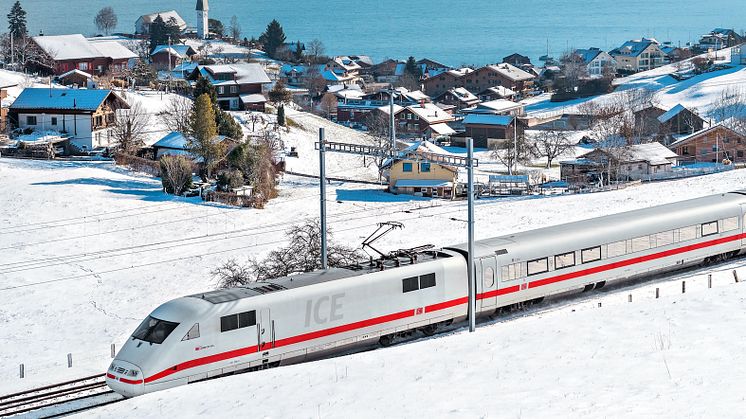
[{"x1": 15, "y1": 0, "x2": 746, "y2": 65}]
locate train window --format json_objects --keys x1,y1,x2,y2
[
  {"x1": 182, "y1": 323, "x2": 200, "y2": 341},
  {"x1": 607, "y1": 241, "x2": 626, "y2": 258},
  {"x1": 238, "y1": 311, "x2": 257, "y2": 328},
  {"x1": 723, "y1": 217, "x2": 739, "y2": 232},
  {"x1": 419, "y1": 273, "x2": 436, "y2": 289},
  {"x1": 132, "y1": 316, "x2": 180, "y2": 344},
  {"x1": 527, "y1": 258, "x2": 549, "y2": 275},
  {"x1": 701, "y1": 221, "x2": 718, "y2": 237},
  {"x1": 654, "y1": 231, "x2": 674, "y2": 247},
  {"x1": 483, "y1": 267, "x2": 495, "y2": 288},
  {"x1": 220, "y1": 314, "x2": 239, "y2": 332},
  {"x1": 554, "y1": 252, "x2": 575, "y2": 269},
  {"x1": 581, "y1": 246, "x2": 601, "y2": 263},
  {"x1": 679, "y1": 225, "x2": 697, "y2": 242},
  {"x1": 402, "y1": 276, "x2": 419, "y2": 293},
  {"x1": 630, "y1": 236, "x2": 651, "y2": 252}
]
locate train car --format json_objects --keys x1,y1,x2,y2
[
  {"x1": 449, "y1": 191, "x2": 746, "y2": 311},
  {"x1": 106, "y1": 250, "x2": 468, "y2": 397},
  {"x1": 107, "y1": 191, "x2": 746, "y2": 397}
]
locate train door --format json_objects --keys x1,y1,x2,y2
[
  {"x1": 257, "y1": 308, "x2": 274, "y2": 353},
  {"x1": 480, "y1": 256, "x2": 498, "y2": 309}
]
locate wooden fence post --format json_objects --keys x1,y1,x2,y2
[
  {"x1": 734, "y1": 270, "x2": 739, "y2": 283},
  {"x1": 67, "y1": 353, "x2": 72, "y2": 368},
  {"x1": 111, "y1": 344, "x2": 116, "y2": 359},
  {"x1": 598, "y1": 302, "x2": 602, "y2": 308},
  {"x1": 20, "y1": 364, "x2": 24, "y2": 379},
  {"x1": 682, "y1": 281, "x2": 686, "y2": 294},
  {"x1": 628, "y1": 294, "x2": 632, "y2": 302},
  {"x1": 708, "y1": 274, "x2": 712, "y2": 289},
  {"x1": 656, "y1": 288, "x2": 659, "y2": 299}
]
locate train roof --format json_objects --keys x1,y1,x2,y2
[
  {"x1": 187, "y1": 250, "x2": 456, "y2": 304},
  {"x1": 449, "y1": 191, "x2": 746, "y2": 260}
]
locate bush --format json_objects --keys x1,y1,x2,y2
[
  {"x1": 217, "y1": 169, "x2": 244, "y2": 191},
  {"x1": 160, "y1": 155, "x2": 194, "y2": 195},
  {"x1": 277, "y1": 104, "x2": 286, "y2": 126}
]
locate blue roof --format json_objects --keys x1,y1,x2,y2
[
  {"x1": 462, "y1": 113, "x2": 514, "y2": 126},
  {"x1": 10, "y1": 88, "x2": 116, "y2": 111}
]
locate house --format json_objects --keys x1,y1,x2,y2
[
  {"x1": 326, "y1": 56, "x2": 362, "y2": 81},
  {"x1": 57, "y1": 69, "x2": 95, "y2": 88},
  {"x1": 731, "y1": 43, "x2": 746, "y2": 65},
  {"x1": 188, "y1": 63, "x2": 271, "y2": 111},
  {"x1": 659, "y1": 42, "x2": 691, "y2": 63},
  {"x1": 561, "y1": 142, "x2": 678, "y2": 182},
  {"x1": 669, "y1": 124, "x2": 746, "y2": 163},
  {"x1": 0, "y1": 84, "x2": 16, "y2": 133},
  {"x1": 609, "y1": 38, "x2": 666, "y2": 73},
  {"x1": 632, "y1": 104, "x2": 704, "y2": 142},
  {"x1": 8, "y1": 88, "x2": 129, "y2": 151},
  {"x1": 383, "y1": 140, "x2": 458, "y2": 198},
  {"x1": 150, "y1": 44, "x2": 197, "y2": 70},
  {"x1": 370, "y1": 59, "x2": 405, "y2": 82},
  {"x1": 151, "y1": 131, "x2": 236, "y2": 160},
  {"x1": 699, "y1": 28, "x2": 744, "y2": 50},
  {"x1": 377, "y1": 102, "x2": 455, "y2": 139},
  {"x1": 417, "y1": 58, "x2": 450, "y2": 78},
  {"x1": 458, "y1": 63, "x2": 536, "y2": 95},
  {"x1": 459, "y1": 114, "x2": 517, "y2": 148},
  {"x1": 572, "y1": 48, "x2": 615, "y2": 77},
  {"x1": 477, "y1": 86, "x2": 516, "y2": 101},
  {"x1": 502, "y1": 53, "x2": 531, "y2": 67},
  {"x1": 433, "y1": 87, "x2": 480, "y2": 110},
  {"x1": 422, "y1": 68, "x2": 474, "y2": 97},
  {"x1": 29, "y1": 34, "x2": 136, "y2": 75},
  {"x1": 135, "y1": 10, "x2": 187, "y2": 35}
]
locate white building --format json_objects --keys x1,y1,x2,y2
[
  {"x1": 196, "y1": 0, "x2": 209, "y2": 40},
  {"x1": 573, "y1": 48, "x2": 616, "y2": 77},
  {"x1": 135, "y1": 10, "x2": 187, "y2": 35}
]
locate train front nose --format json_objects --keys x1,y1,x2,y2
[{"x1": 106, "y1": 360, "x2": 145, "y2": 397}]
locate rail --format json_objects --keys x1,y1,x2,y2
[{"x1": 0, "y1": 373, "x2": 123, "y2": 417}]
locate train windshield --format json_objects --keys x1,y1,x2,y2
[{"x1": 132, "y1": 316, "x2": 180, "y2": 344}]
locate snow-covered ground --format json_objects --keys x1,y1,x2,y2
[{"x1": 3, "y1": 153, "x2": 746, "y2": 414}]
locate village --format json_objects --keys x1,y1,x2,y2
[{"x1": 0, "y1": 0, "x2": 744, "y2": 205}]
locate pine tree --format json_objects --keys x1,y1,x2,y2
[
  {"x1": 277, "y1": 104, "x2": 286, "y2": 127},
  {"x1": 188, "y1": 94, "x2": 223, "y2": 179},
  {"x1": 268, "y1": 79, "x2": 292, "y2": 104},
  {"x1": 217, "y1": 109, "x2": 244, "y2": 140},
  {"x1": 148, "y1": 14, "x2": 166, "y2": 52},
  {"x1": 193, "y1": 76, "x2": 217, "y2": 105},
  {"x1": 258, "y1": 19, "x2": 286, "y2": 58},
  {"x1": 7, "y1": 1, "x2": 27, "y2": 38},
  {"x1": 293, "y1": 40, "x2": 303, "y2": 62},
  {"x1": 404, "y1": 56, "x2": 421, "y2": 78}
]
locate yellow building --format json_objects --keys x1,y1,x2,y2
[{"x1": 384, "y1": 140, "x2": 458, "y2": 199}]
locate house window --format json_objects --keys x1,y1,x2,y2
[
  {"x1": 230, "y1": 86, "x2": 238, "y2": 94},
  {"x1": 420, "y1": 163, "x2": 431, "y2": 172},
  {"x1": 701, "y1": 221, "x2": 718, "y2": 237},
  {"x1": 637, "y1": 164, "x2": 643, "y2": 170},
  {"x1": 51, "y1": 117, "x2": 58, "y2": 126},
  {"x1": 402, "y1": 162, "x2": 413, "y2": 172},
  {"x1": 682, "y1": 146, "x2": 689, "y2": 155},
  {"x1": 581, "y1": 246, "x2": 601, "y2": 263},
  {"x1": 78, "y1": 62, "x2": 88, "y2": 70},
  {"x1": 554, "y1": 252, "x2": 575, "y2": 269},
  {"x1": 26, "y1": 116, "x2": 37, "y2": 125},
  {"x1": 218, "y1": 86, "x2": 225, "y2": 94},
  {"x1": 738, "y1": 150, "x2": 744, "y2": 158}
]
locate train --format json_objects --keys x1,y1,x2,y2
[{"x1": 106, "y1": 191, "x2": 746, "y2": 397}]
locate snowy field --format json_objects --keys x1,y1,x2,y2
[{"x1": 2, "y1": 155, "x2": 746, "y2": 417}]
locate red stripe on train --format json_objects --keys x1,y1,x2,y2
[{"x1": 141, "y1": 232, "x2": 743, "y2": 384}]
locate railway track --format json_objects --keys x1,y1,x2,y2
[{"x1": 0, "y1": 373, "x2": 123, "y2": 418}]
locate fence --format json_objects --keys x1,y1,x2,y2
[
  {"x1": 203, "y1": 190, "x2": 264, "y2": 208},
  {"x1": 114, "y1": 153, "x2": 160, "y2": 177},
  {"x1": 643, "y1": 164, "x2": 735, "y2": 181}
]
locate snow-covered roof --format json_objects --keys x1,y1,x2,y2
[
  {"x1": 151, "y1": 44, "x2": 196, "y2": 58},
  {"x1": 153, "y1": 131, "x2": 189, "y2": 150},
  {"x1": 58, "y1": 69, "x2": 93, "y2": 80},
  {"x1": 89, "y1": 40, "x2": 137, "y2": 61},
  {"x1": 429, "y1": 123, "x2": 456, "y2": 135},
  {"x1": 331, "y1": 56, "x2": 362, "y2": 72},
  {"x1": 478, "y1": 86, "x2": 516, "y2": 97},
  {"x1": 32, "y1": 34, "x2": 103, "y2": 61},
  {"x1": 399, "y1": 89, "x2": 430, "y2": 102},
  {"x1": 438, "y1": 87, "x2": 479, "y2": 104},
  {"x1": 462, "y1": 113, "x2": 514, "y2": 126},
  {"x1": 574, "y1": 48, "x2": 605, "y2": 64},
  {"x1": 657, "y1": 104, "x2": 690, "y2": 124},
  {"x1": 407, "y1": 103, "x2": 454, "y2": 124},
  {"x1": 383, "y1": 140, "x2": 456, "y2": 169},
  {"x1": 376, "y1": 104, "x2": 405, "y2": 115},
  {"x1": 10, "y1": 88, "x2": 125, "y2": 111},
  {"x1": 485, "y1": 63, "x2": 535, "y2": 82},
  {"x1": 239, "y1": 93, "x2": 267, "y2": 104},
  {"x1": 196, "y1": 63, "x2": 271, "y2": 85},
  {"x1": 580, "y1": 142, "x2": 677, "y2": 165},
  {"x1": 137, "y1": 10, "x2": 187, "y2": 29},
  {"x1": 469, "y1": 99, "x2": 523, "y2": 114},
  {"x1": 610, "y1": 38, "x2": 660, "y2": 57}
]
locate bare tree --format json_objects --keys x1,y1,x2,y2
[
  {"x1": 160, "y1": 155, "x2": 194, "y2": 195},
  {"x1": 532, "y1": 129, "x2": 573, "y2": 168},
  {"x1": 228, "y1": 16, "x2": 241, "y2": 42},
  {"x1": 395, "y1": 73, "x2": 420, "y2": 91},
  {"x1": 94, "y1": 7, "x2": 118, "y2": 36},
  {"x1": 111, "y1": 100, "x2": 151, "y2": 153},
  {"x1": 303, "y1": 67, "x2": 327, "y2": 98},
  {"x1": 490, "y1": 135, "x2": 534, "y2": 174},
  {"x1": 363, "y1": 112, "x2": 394, "y2": 179},
  {"x1": 159, "y1": 95, "x2": 193, "y2": 134},
  {"x1": 711, "y1": 87, "x2": 746, "y2": 126},
  {"x1": 559, "y1": 51, "x2": 588, "y2": 91},
  {"x1": 319, "y1": 92, "x2": 337, "y2": 118},
  {"x1": 213, "y1": 219, "x2": 364, "y2": 287},
  {"x1": 307, "y1": 39, "x2": 325, "y2": 63}
]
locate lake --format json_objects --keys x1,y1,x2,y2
[{"x1": 15, "y1": 0, "x2": 746, "y2": 65}]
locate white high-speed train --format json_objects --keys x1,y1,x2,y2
[{"x1": 106, "y1": 191, "x2": 746, "y2": 397}]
